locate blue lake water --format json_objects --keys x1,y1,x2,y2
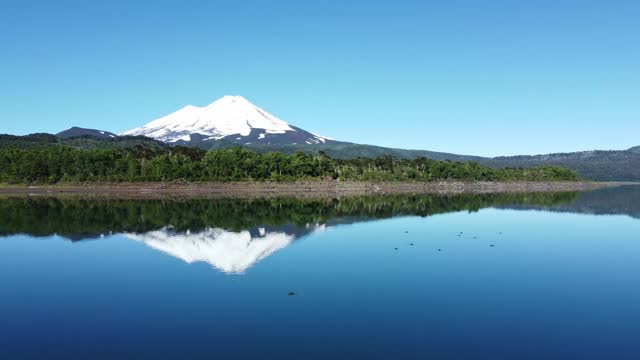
[{"x1": 1, "y1": 187, "x2": 639, "y2": 359}]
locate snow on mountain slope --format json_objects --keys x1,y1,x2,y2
[{"x1": 121, "y1": 95, "x2": 331, "y2": 145}]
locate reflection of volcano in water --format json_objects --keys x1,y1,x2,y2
[{"x1": 124, "y1": 225, "x2": 325, "y2": 274}]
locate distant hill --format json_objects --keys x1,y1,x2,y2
[
  {"x1": 56, "y1": 127, "x2": 118, "y2": 139},
  {"x1": 226, "y1": 142, "x2": 481, "y2": 162},
  {"x1": 0, "y1": 132, "x2": 165, "y2": 150},
  {"x1": 171, "y1": 136, "x2": 476, "y2": 161},
  {"x1": 480, "y1": 148, "x2": 640, "y2": 182}
]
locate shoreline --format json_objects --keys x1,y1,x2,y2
[{"x1": 0, "y1": 181, "x2": 632, "y2": 198}]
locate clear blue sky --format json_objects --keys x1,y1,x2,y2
[{"x1": 1, "y1": 0, "x2": 638, "y2": 156}]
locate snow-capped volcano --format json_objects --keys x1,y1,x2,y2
[{"x1": 122, "y1": 95, "x2": 332, "y2": 145}]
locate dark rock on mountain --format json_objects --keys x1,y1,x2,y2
[{"x1": 172, "y1": 125, "x2": 339, "y2": 148}]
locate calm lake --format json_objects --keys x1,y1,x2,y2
[{"x1": 1, "y1": 186, "x2": 640, "y2": 359}]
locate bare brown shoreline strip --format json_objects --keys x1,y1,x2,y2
[{"x1": 0, "y1": 181, "x2": 632, "y2": 199}]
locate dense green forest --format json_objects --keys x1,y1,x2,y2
[
  {"x1": 0, "y1": 145, "x2": 580, "y2": 184},
  {"x1": 175, "y1": 136, "x2": 640, "y2": 181},
  {"x1": 0, "y1": 192, "x2": 578, "y2": 238},
  {"x1": 3, "y1": 132, "x2": 638, "y2": 181}
]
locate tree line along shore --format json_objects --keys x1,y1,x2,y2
[{"x1": 0, "y1": 145, "x2": 582, "y2": 184}]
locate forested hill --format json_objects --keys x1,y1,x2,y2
[
  {"x1": 1, "y1": 132, "x2": 637, "y2": 181},
  {"x1": 204, "y1": 141, "x2": 640, "y2": 181},
  {"x1": 482, "y1": 148, "x2": 640, "y2": 182},
  {"x1": 0, "y1": 145, "x2": 580, "y2": 184},
  {"x1": 212, "y1": 142, "x2": 483, "y2": 162}
]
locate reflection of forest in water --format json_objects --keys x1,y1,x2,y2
[
  {"x1": 1, "y1": 186, "x2": 639, "y2": 241},
  {"x1": 2, "y1": 186, "x2": 638, "y2": 274},
  {"x1": 0, "y1": 191, "x2": 597, "y2": 239},
  {"x1": 500, "y1": 185, "x2": 640, "y2": 219}
]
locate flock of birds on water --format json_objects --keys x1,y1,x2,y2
[
  {"x1": 392, "y1": 230, "x2": 502, "y2": 252},
  {"x1": 288, "y1": 230, "x2": 504, "y2": 296}
]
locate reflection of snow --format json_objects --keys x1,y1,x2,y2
[
  {"x1": 124, "y1": 225, "x2": 322, "y2": 274},
  {"x1": 125, "y1": 228, "x2": 293, "y2": 274}
]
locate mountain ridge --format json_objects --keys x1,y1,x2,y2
[{"x1": 2, "y1": 94, "x2": 639, "y2": 181}]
